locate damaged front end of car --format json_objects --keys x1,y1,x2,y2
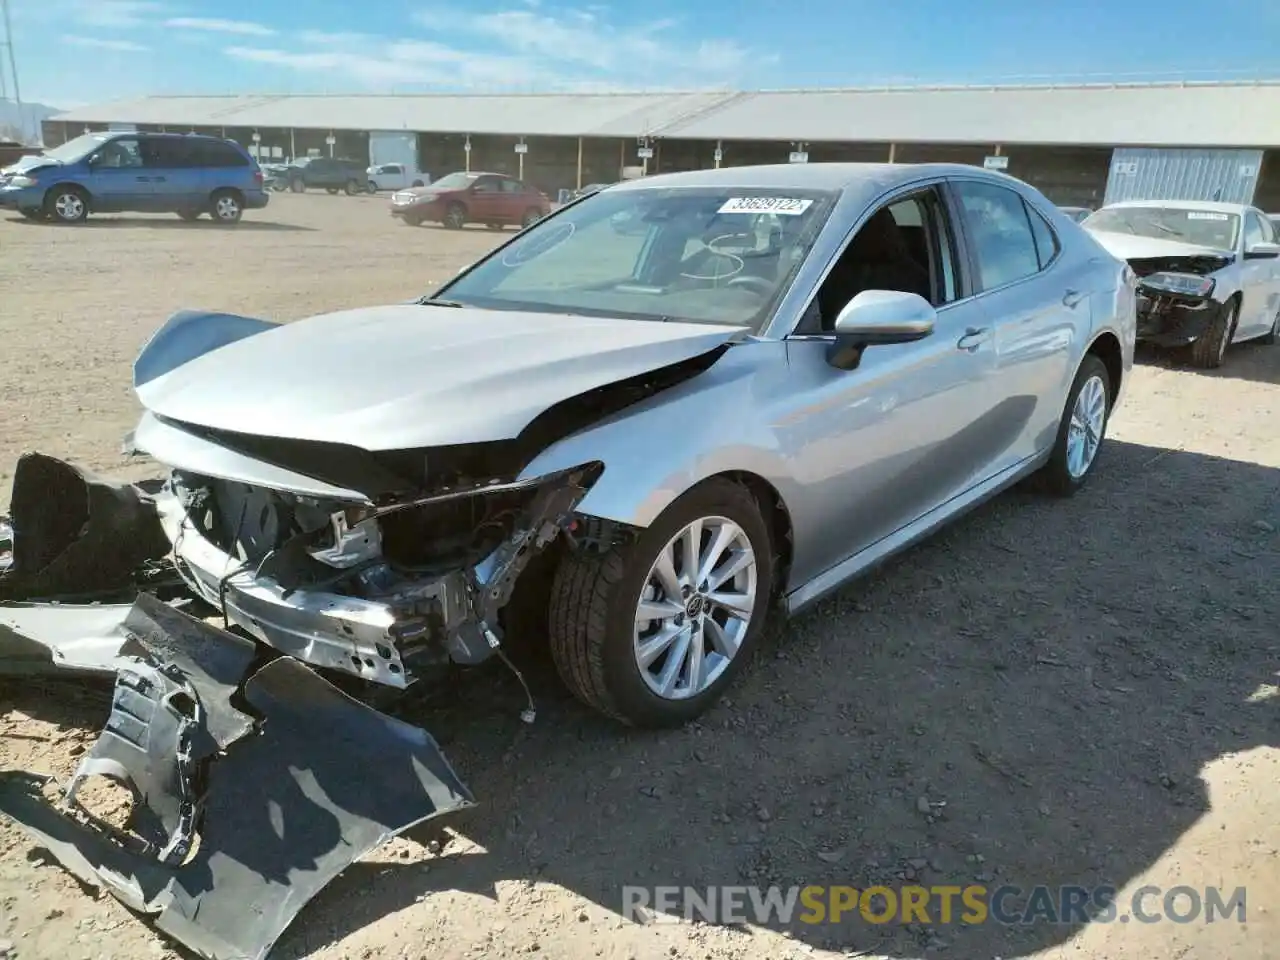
[{"x1": 1127, "y1": 253, "x2": 1231, "y2": 347}]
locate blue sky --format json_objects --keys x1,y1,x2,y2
[{"x1": 7, "y1": 0, "x2": 1279, "y2": 108}]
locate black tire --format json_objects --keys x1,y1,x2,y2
[
  {"x1": 401, "y1": 214, "x2": 423, "y2": 227},
  {"x1": 443, "y1": 202, "x2": 467, "y2": 229},
  {"x1": 1032, "y1": 353, "x2": 1112, "y2": 498},
  {"x1": 209, "y1": 189, "x2": 243, "y2": 225},
  {"x1": 1187, "y1": 298, "x2": 1237, "y2": 369},
  {"x1": 547, "y1": 477, "x2": 775, "y2": 728},
  {"x1": 290, "y1": 178, "x2": 306, "y2": 193},
  {"x1": 344, "y1": 179, "x2": 359, "y2": 196},
  {"x1": 177, "y1": 210, "x2": 201, "y2": 222},
  {"x1": 43, "y1": 185, "x2": 89, "y2": 224},
  {"x1": 367, "y1": 180, "x2": 378, "y2": 194},
  {"x1": 1259, "y1": 308, "x2": 1280, "y2": 346},
  {"x1": 522, "y1": 207, "x2": 542, "y2": 228},
  {"x1": 411, "y1": 179, "x2": 424, "y2": 187}
]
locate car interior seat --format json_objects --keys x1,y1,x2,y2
[{"x1": 817, "y1": 208, "x2": 933, "y2": 330}]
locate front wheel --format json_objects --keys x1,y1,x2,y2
[
  {"x1": 45, "y1": 186, "x2": 89, "y2": 224},
  {"x1": 443, "y1": 202, "x2": 467, "y2": 229},
  {"x1": 1033, "y1": 354, "x2": 1112, "y2": 498},
  {"x1": 290, "y1": 179, "x2": 305, "y2": 193},
  {"x1": 344, "y1": 179, "x2": 360, "y2": 196},
  {"x1": 548, "y1": 478, "x2": 774, "y2": 728},
  {"x1": 1187, "y1": 299, "x2": 1237, "y2": 369}
]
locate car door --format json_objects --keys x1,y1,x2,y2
[
  {"x1": 780, "y1": 184, "x2": 1005, "y2": 578},
  {"x1": 139, "y1": 136, "x2": 196, "y2": 211},
  {"x1": 468, "y1": 175, "x2": 504, "y2": 221},
  {"x1": 1238, "y1": 209, "x2": 1280, "y2": 337},
  {"x1": 947, "y1": 177, "x2": 1081, "y2": 470},
  {"x1": 83, "y1": 135, "x2": 149, "y2": 212}
]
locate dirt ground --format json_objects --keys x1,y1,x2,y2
[{"x1": 0, "y1": 194, "x2": 1276, "y2": 960}]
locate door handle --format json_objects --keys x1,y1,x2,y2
[
  {"x1": 134, "y1": 176, "x2": 152, "y2": 182},
  {"x1": 957, "y1": 327, "x2": 992, "y2": 352},
  {"x1": 1063, "y1": 288, "x2": 1086, "y2": 308}
]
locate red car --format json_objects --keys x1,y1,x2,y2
[{"x1": 390, "y1": 171, "x2": 551, "y2": 229}]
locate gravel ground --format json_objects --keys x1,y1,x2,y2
[{"x1": 0, "y1": 194, "x2": 1277, "y2": 960}]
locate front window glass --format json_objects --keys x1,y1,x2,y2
[
  {"x1": 1083, "y1": 206, "x2": 1240, "y2": 250},
  {"x1": 437, "y1": 186, "x2": 837, "y2": 331},
  {"x1": 41, "y1": 133, "x2": 109, "y2": 163}
]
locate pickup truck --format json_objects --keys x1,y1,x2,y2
[
  {"x1": 279, "y1": 157, "x2": 369, "y2": 195},
  {"x1": 367, "y1": 163, "x2": 430, "y2": 192}
]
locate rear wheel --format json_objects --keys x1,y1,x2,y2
[
  {"x1": 344, "y1": 179, "x2": 359, "y2": 196},
  {"x1": 522, "y1": 207, "x2": 542, "y2": 228},
  {"x1": 1187, "y1": 298, "x2": 1237, "y2": 369},
  {"x1": 210, "y1": 189, "x2": 243, "y2": 225},
  {"x1": 1033, "y1": 354, "x2": 1112, "y2": 498},
  {"x1": 1259, "y1": 307, "x2": 1280, "y2": 346},
  {"x1": 411, "y1": 179, "x2": 425, "y2": 187},
  {"x1": 367, "y1": 180, "x2": 378, "y2": 194},
  {"x1": 44, "y1": 186, "x2": 89, "y2": 224},
  {"x1": 290, "y1": 178, "x2": 305, "y2": 193},
  {"x1": 443, "y1": 202, "x2": 467, "y2": 229},
  {"x1": 547, "y1": 478, "x2": 774, "y2": 728}
]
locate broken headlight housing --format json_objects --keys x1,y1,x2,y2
[{"x1": 1138, "y1": 272, "x2": 1215, "y2": 298}]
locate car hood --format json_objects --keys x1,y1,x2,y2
[
  {"x1": 1, "y1": 155, "x2": 58, "y2": 177},
  {"x1": 135, "y1": 304, "x2": 745, "y2": 450},
  {"x1": 1087, "y1": 229, "x2": 1233, "y2": 262}
]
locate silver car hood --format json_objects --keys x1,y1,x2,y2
[
  {"x1": 135, "y1": 304, "x2": 744, "y2": 450},
  {"x1": 1087, "y1": 230, "x2": 1233, "y2": 263}
]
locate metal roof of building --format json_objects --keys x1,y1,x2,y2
[
  {"x1": 48, "y1": 81, "x2": 1280, "y2": 147},
  {"x1": 656, "y1": 82, "x2": 1280, "y2": 147},
  {"x1": 49, "y1": 91, "x2": 738, "y2": 138}
]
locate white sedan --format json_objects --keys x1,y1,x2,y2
[{"x1": 1083, "y1": 200, "x2": 1280, "y2": 368}]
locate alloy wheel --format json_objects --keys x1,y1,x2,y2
[
  {"x1": 632, "y1": 516, "x2": 758, "y2": 700},
  {"x1": 1065, "y1": 374, "x2": 1107, "y2": 479}
]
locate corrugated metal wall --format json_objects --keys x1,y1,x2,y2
[{"x1": 1104, "y1": 147, "x2": 1263, "y2": 205}]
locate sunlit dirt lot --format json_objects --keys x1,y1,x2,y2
[{"x1": 0, "y1": 192, "x2": 1277, "y2": 960}]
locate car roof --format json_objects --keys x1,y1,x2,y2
[
  {"x1": 1101, "y1": 199, "x2": 1250, "y2": 215},
  {"x1": 607, "y1": 162, "x2": 1016, "y2": 194}
]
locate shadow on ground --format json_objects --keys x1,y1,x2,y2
[
  {"x1": 4, "y1": 439, "x2": 1277, "y2": 959},
  {"x1": 3, "y1": 216, "x2": 314, "y2": 232},
  {"x1": 1135, "y1": 338, "x2": 1280, "y2": 386}
]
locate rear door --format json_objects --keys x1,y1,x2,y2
[
  {"x1": 468, "y1": 175, "x2": 504, "y2": 221},
  {"x1": 946, "y1": 177, "x2": 1083, "y2": 469},
  {"x1": 140, "y1": 136, "x2": 197, "y2": 211}
]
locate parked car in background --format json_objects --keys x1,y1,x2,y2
[
  {"x1": 389, "y1": 171, "x2": 551, "y2": 229},
  {"x1": 279, "y1": 157, "x2": 368, "y2": 195},
  {"x1": 0, "y1": 131, "x2": 268, "y2": 224},
  {"x1": 88, "y1": 163, "x2": 1134, "y2": 728},
  {"x1": 1083, "y1": 200, "x2": 1280, "y2": 368},
  {"x1": 1058, "y1": 205, "x2": 1092, "y2": 223},
  {"x1": 367, "y1": 163, "x2": 429, "y2": 192}
]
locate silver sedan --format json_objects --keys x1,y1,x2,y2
[{"x1": 90, "y1": 163, "x2": 1136, "y2": 728}]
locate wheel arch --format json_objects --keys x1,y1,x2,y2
[{"x1": 1084, "y1": 330, "x2": 1124, "y2": 405}]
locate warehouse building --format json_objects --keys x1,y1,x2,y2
[{"x1": 42, "y1": 80, "x2": 1280, "y2": 210}]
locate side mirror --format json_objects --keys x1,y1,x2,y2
[
  {"x1": 1244, "y1": 241, "x2": 1280, "y2": 260},
  {"x1": 826, "y1": 290, "x2": 936, "y2": 371}
]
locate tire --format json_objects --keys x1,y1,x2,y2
[
  {"x1": 367, "y1": 181, "x2": 378, "y2": 194},
  {"x1": 401, "y1": 214, "x2": 423, "y2": 227},
  {"x1": 1033, "y1": 354, "x2": 1112, "y2": 498},
  {"x1": 1259, "y1": 307, "x2": 1280, "y2": 346},
  {"x1": 411, "y1": 180, "x2": 424, "y2": 188},
  {"x1": 522, "y1": 207, "x2": 542, "y2": 228},
  {"x1": 1187, "y1": 298, "x2": 1237, "y2": 369},
  {"x1": 344, "y1": 179, "x2": 359, "y2": 196},
  {"x1": 177, "y1": 210, "x2": 201, "y2": 222},
  {"x1": 547, "y1": 477, "x2": 774, "y2": 728},
  {"x1": 210, "y1": 189, "x2": 243, "y2": 225},
  {"x1": 290, "y1": 178, "x2": 305, "y2": 193},
  {"x1": 44, "y1": 185, "x2": 89, "y2": 224},
  {"x1": 443, "y1": 202, "x2": 467, "y2": 229}
]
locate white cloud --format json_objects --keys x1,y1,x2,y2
[
  {"x1": 63, "y1": 34, "x2": 150, "y2": 51},
  {"x1": 166, "y1": 17, "x2": 275, "y2": 36},
  {"x1": 74, "y1": 0, "x2": 165, "y2": 28},
  {"x1": 223, "y1": 5, "x2": 766, "y2": 91}
]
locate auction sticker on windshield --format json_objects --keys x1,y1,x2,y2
[
  {"x1": 718, "y1": 197, "x2": 814, "y2": 216},
  {"x1": 1187, "y1": 212, "x2": 1230, "y2": 220}
]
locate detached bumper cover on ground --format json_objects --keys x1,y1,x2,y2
[{"x1": 0, "y1": 593, "x2": 475, "y2": 960}]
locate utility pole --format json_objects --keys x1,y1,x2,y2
[{"x1": 0, "y1": 0, "x2": 27, "y2": 142}]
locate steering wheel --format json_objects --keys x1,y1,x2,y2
[{"x1": 725, "y1": 275, "x2": 774, "y2": 297}]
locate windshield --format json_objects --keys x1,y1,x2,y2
[
  {"x1": 41, "y1": 133, "x2": 110, "y2": 163},
  {"x1": 436, "y1": 185, "x2": 837, "y2": 331},
  {"x1": 430, "y1": 172, "x2": 478, "y2": 190},
  {"x1": 1084, "y1": 206, "x2": 1240, "y2": 250}
]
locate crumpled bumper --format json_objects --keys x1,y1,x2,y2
[
  {"x1": 1135, "y1": 291, "x2": 1226, "y2": 347},
  {"x1": 0, "y1": 592, "x2": 475, "y2": 960}
]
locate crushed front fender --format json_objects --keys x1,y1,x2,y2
[{"x1": 0, "y1": 594, "x2": 476, "y2": 960}]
